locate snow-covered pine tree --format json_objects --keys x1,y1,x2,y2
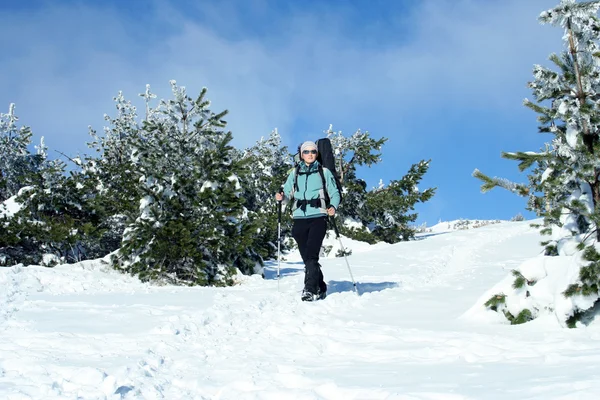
[
  {"x1": 113, "y1": 81, "x2": 258, "y2": 285},
  {"x1": 326, "y1": 126, "x2": 386, "y2": 241},
  {"x1": 80, "y1": 90, "x2": 146, "y2": 257},
  {"x1": 474, "y1": 0, "x2": 600, "y2": 327},
  {"x1": 1, "y1": 136, "x2": 96, "y2": 266},
  {"x1": 238, "y1": 129, "x2": 294, "y2": 262},
  {"x1": 0, "y1": 104, "x2": 42, "y2": 202},
  {"x1": 366, "y1": 160, "x2": 436, "y2": 243},
  {"x1": 327, "y1": 126, "x2": 435, "y2": 243}
]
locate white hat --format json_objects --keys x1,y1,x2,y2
[{"x1": 300, "y1": 141, "x2": 318, "y2": 153}]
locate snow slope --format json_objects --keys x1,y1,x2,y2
[{"x1": 2, "y1": 220, "x2": 600, "y2": 399}]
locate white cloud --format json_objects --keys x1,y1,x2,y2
[{"x1": 0, "y1": 0, "x2": 561, "y2": 158}]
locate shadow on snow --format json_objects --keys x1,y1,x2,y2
[
  {"x1": 413, "y1": 231, "x2": 450, "y2": 241},
  {"x1": 327, "y1": 280, "x2": 400, "y2": 296},
  {"x1": 263, "y1": 261, "x2": 399, "y2": 295},
  {"x1": 262, "y1": 262, "x2": 304, "y2": 280}
]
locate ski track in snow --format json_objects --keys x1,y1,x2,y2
[{"x1": 2, "y1": 221, "x2": 600, "y2": 399}]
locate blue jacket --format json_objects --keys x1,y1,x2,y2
[{"x1": 283, "y1": 161, "x2": 341, "y2": 219}]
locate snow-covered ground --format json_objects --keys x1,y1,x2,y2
[{"x1": 2, "y1": 220, "x2": 600, "y2": 399}]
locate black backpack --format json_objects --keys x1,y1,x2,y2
[{"x1": 293, "y1": 137, "x2": 343, "y2": 207}]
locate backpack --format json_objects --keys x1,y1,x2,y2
[{"x1": 293, "y1": 137, "x2": 343, "y2": 207}]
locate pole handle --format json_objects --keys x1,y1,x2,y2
[
  {"x1": 330, "y1": 215, "x2": 340, "y2": 238},
  {"x1": 277, "y1": 187, "x2": 283, "y2": 223}
]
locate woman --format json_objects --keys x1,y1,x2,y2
[{"x1": 275, "y1": 141, "x2": 341, "y2": 301}]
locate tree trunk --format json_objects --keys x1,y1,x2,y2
[
  {"x1": 594, "y1": 178, "x2": 600, "y2": 241},
  {"x1": 567, "y1": 18, "x2": 600, "y2": 240}
]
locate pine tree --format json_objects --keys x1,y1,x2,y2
[
  {"x1": 1, "y1": 137, "x2": 99, "y2": 266},
  {"x1": 113, "y1": 81, "x2": 258, "y2": 285},
  {"x1": 366, "y1": 160, "x2": 436, "y2": 242},
  {"x1": 0, "y1": 104, "x2": 42, "y2": 202},
  {"x1": 326, "y1": 126, "x2": 436, "y2": 243},
  {"x1": 239, "y1": 129, "x2": 294, "y2": 263},
  {"x1": 475, "y1": 0, "x2": 600, "y2": 326},
  {"x1": 80, "y1": 90, "x2": 146, "y2": 257},
  {"x1": 327, "y1": 126, "x2": 386, "y2": 231}
]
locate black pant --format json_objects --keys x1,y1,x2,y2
[{"x1": 292, "y1": 216, "x2": 327, "y2": 294}]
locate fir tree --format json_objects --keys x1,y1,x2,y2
[
  {"x1": 1, "y1": 137, "x2": 99, "y2": 266},
  {"x1": 326, "y1": 126, "x2": 436, "y2": 244},
  {"x1": 80, "y1": 90, "x2": 146, "y2": 257},
  {"x1": 475, "y1": 0, "x2": 600, "y2": 326},
  {"x1": 113, "y1": 81, "x2": 258, "y2": 285},
  {"x1": 366, "y1": 160, "x2": 436, "y2": 242},
  {"x1": 239, "y1": 129, "x2": 294, "y2": 262},
  {"x1": 0, "y1": 104, "x2": 42, "y2": 202},
  {"x1": 327, "y1": 126, "x2": 386, "y2": 231}
]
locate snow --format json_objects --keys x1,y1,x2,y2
[
  {"x1": 0, "y1": 187, "x2": 31, "y2": 218},
  {"x1": 566, "y1": 124, "x2": 578, "y2": 148},
  {"x1": 541, "y1": 166, "x2": 553, "y2": 183},
  {"x1": 41, "y1": 253, "x2": 61, "y2": 267},
  {"x1": 138, "y1": 196, "x2": 154, "y2": 221},
  {"x1": 2, "y1": 220, "x2": 600, "y2": 399},
  {"x1": 426, "y1": 219, "x2": 502, "y2": 233},
  {"x1": 464, "y1": 253, "x2": 588, "y2": 326},
  {"x1": 342, "y1": 216, "x2": 366, "y2": 231},
  {"x1": 200, "y1": 180, "x2": 218, "y2": 192}
]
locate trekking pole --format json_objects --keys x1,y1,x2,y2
[
  {"x1": 330, "y1": 216, "x2": 359, "y2": 296},
  {"x1": 277, "y1": 188, "x2": 283, "y2": 291}
]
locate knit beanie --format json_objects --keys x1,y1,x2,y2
[{"x1": 300, "y1": 141, "x2": 318, "y2": 153}]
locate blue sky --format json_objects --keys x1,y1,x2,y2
[{"x1": 1, "y1": 0, "x2": 563, "y2": 226}]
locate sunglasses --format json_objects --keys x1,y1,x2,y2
[{"x1": 302, "y1": 150, "x2": 317, "y2": 155}]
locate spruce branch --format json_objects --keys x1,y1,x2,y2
[
  {"x1": 472, "y1": 169, "x2": 529, "y2": 195},
  {"x1": 564, "y1": 283, "x2": 583, "y2": 297},
  {"x1": 549, "y1": 52, "x2": 567, "y2": 72},
  {"x1": 484, "y1": 293, "x2": 506, "y2": 311},
  {"x1": 54, "y1": 150, "x2": 81, "y2": 166},
  {"x1": 523, "y1": 99, "x2": 552, "y2": 118},
  {"x1": 510, "y1": 309, "x2": 534, "y2": 325},
  {"x1": 512, "y1": 270, "x2": 536, "y2": 289},
  {"x1": 501, "y1": 151, "x2": 549, "y2": 171}
]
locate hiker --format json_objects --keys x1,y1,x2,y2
[{"x1": 275, "y1": 140, "x2": 341, "y2": 301}]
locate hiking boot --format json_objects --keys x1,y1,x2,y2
[
  {"x1": 319, "y1": 282, "x2": 327, "y2": 300},
  {"x1": 301, "y1": 289, "x2": 319, "y2": 302},
  {"x1": 301, "y1": 289, "x2": 326, "y2": 302}
]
